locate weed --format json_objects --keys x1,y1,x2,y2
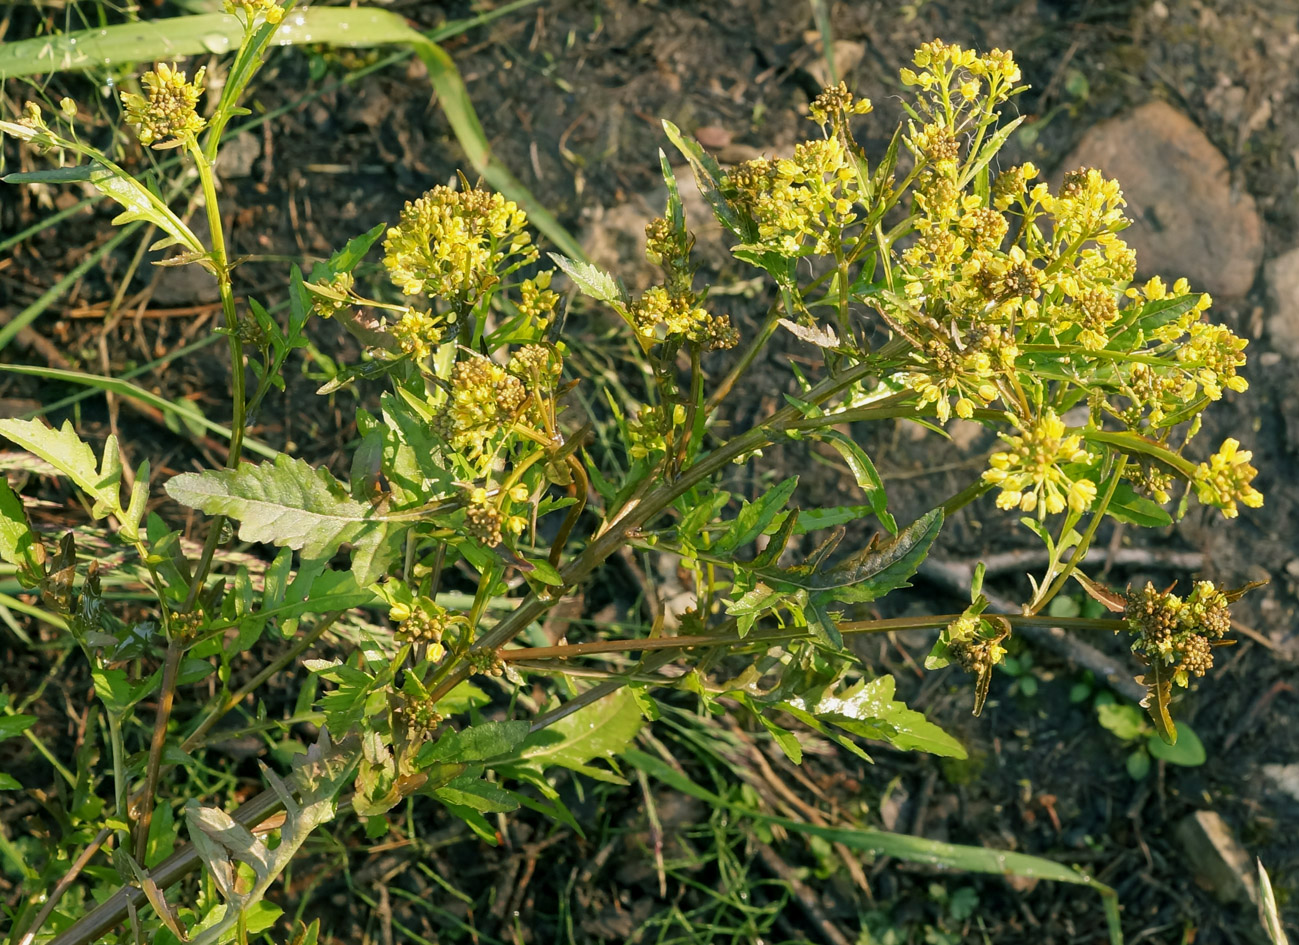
[{"x1": 0, "y1": 14, "x2": 1265, "y2": 945}]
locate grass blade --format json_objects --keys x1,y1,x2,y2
[
  {"x1": 0, "y1": 7, "x2": 582, "y2": 260},
  {"x1": 0, "y1": 364, "x2": 277, "y2": 459},
  {"x1": 625, "y1": 748, "x2": 1124, "y2": 944}
]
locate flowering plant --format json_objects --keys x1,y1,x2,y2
[{"x1": 0, "y1": 16, "x2": 1262, "y2": 943}]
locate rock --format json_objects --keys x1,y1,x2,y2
[
  {"x1": 1059, "y1": 101, "x2": 1263, "y2": 299},
  {"x1": 1262, "y1": 762, "x2": 1299, "y2": 803},
  {"x1": 1264, "y1": 246, "x2": 1299, "y2": 357},
  {"x1": 218, "y1": 131, "x2": 260, "y2": 179},
  {"x1": 1174, "y1": 810, "x2": 1258, "y2": 904}
]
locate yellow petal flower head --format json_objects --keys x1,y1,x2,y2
[
  {"x1": 1193, "y1": 438, "x2": 1263, "y2": 518},
  {"x1": 981, "y1": 409, "x2": 1096, "y2": 517},
  {"x1": 120, "y1": 63, "x2": 207, "y2": 149},
  {"x1": 384, "y1": 183, "x2": 535, "y2": 302}
]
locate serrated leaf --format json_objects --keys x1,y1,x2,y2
[
  {"x1": 502, "y1": 688, "x2": 644, "y2": 777},
  {"x1": 778, "y1": 318, "x2": 840, "y2": 348},
  {"x1": 765, "y1": 509, "x2": 942, "y2": 603},
  {"x1": 164, "y1": 454, "x2": 399, "y2": 584},
  {"x1": 548, "y1": 253, "x2": 622, "y2": 303},
  {"x1": 0, "y1": 418, "x2": 123, "y2": 516},
  {"x1": 802, "y1": 675, "x2": 966, "y2": 759},
  {"x1": 1139, "y1": 658, "x2": 1177, "y2": 745},
  {"x1": 661, "y1": 119, "x2": 746, "y2": 238}
]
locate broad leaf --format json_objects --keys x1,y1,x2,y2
[
  {"x1": 0, "y1": 418, "x2": 122, "y2": 516},
  {"x1": 713, "y1": 476, "x2": 798, "y2": 555},
  {"x1": 417, "y1": 720, "x2": 531, "y2": 766},
  {"x1": 164, "y1": 454, "x2": 400, "y2": 584},
  {"x1": 501, "y1": 688, "x2": 644, "y2": 781},
  {"x1": 0, "y1": 478, "x2": 42, "y2": 578}
]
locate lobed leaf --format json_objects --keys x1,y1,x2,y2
[{"x1": 164, "y1": 453, "x2": 400, "y2": 584}]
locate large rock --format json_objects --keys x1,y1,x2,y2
[
  {"x1": 1059, "y1": 101, "x2": 1263, "y2": 300},
  {"x1": 1264, "y1": 246, "x2": 1299, "y2": 358}
]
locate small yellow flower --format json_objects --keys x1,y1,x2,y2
[
  {"x1": 1193, "y1": 438, "x2": 1263, "y2": 518},
  {"x1": 981, "y1": 409, "x2": 1096, "y2": 517}
]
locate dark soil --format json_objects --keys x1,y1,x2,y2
[{"x1": 2, "y1": 1, "x2": 1297, "y2": 943}]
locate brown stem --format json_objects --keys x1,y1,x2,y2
[{"x1": 134, "y1": 640, "x2": 183, "y2": 863}]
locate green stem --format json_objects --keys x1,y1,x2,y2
[
  {"x1": 1028, "y1": 455, "x2": 1127, "y2": 616},
  {"x1": 706, "y1": 304, "x2": 782, "y2": 412}
]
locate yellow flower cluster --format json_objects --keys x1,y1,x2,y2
[
  {"x1": 1192, "y1": 438, "x2": 1263, "y2": 518},
  {"x1": 627, "y1": 286, "x2": 738, "y2": 351},
  {"x1": 391, "y1": 308, "x2": 441, "y2": 361},
  {"x1": 808, "y1": 81, "x2": 872, "y2": 128},
  {"x1": 120, "y1": 63, "x2": 207, "y2": 149},
  {"x1": 437, "y1": 354, "x2": 527, "y2": 462},
  {"x1": 223, "y1": 0, "x2": 284, "y2": 25},
  {"x1": 723, "y1": 136, "x2": 858, "y2": 255},
  {"x1": 627, "y1": 402, "x2": 686, "y2": 460},
  {"x1": 383, "y1": 184, "x2": 535, "y2": 301},
  {"x1": 981, "y1": 410, "x2": 1097, "y2": 517},
  {"x1": 517, "y1": 271, "x2": 559, "y2": 329}
]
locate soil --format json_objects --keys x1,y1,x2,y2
[{"x1": 2, "y1": 1, "x2": 1298, "y2": 943}]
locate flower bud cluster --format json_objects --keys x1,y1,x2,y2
[
  {"x1": 1124, "y1": 581, "x2": 1232, "y2": 686},
  {"x1": 121, "y1": 63, "x2": 207, "y2": 149}
]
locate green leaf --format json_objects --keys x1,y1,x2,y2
[
  {"x1": 1096, "y1": 702, "x2": 1144, "y2": 741},
  {"x1": 1147, "y1": 722, "x2": 1205, "y2": 766},
  {"x1": 502, "y1": 688, "x2": 644, "y2": 777},
  {"x1": 0, "y1": 714, "x2": 36, "y2": 740},
  {"x1": 435, "y1": 776, "x2": 520, "y2": 813},
  {"x1": 548, "y1": 253, "x2": 622, "y2": 303},
  {"x1": 164, "y1": 453, "x2": 399, "y2": 585},
  {"x1": 1106, "y1": 481, "x2": 1173, "y2": 528},
  {"x1": 0, "y1": 418, "x2": 122, "y2": 516},
  {"x1": 805, "y1": 675, "x2": 966, "y2": 759},
  {"x1": 418, "y1": 720, "x2": 531, "y2": 766},
  {"x1": 0, "y1": 477, "x2": 42, "y2": 577},
  {"x1": 89, "y1": 168, "x2": 204, "y2": 255},
  {"x1": 713, "y1": 477, "x2": 798, "y2": 555},
  {"x1": 820, "y1": 431, "x2": 897, "y2": 534},
  {"x1": 0, "y1": 773, "x2": 20, "y2": 790},
  {"x1": 1126, "y1": 749, "x2": 1151, "y2": 780},
  {"x1": 1141, "y1": 658, "x2": 1178, "y2": 745},
  {"x1": 765, "y1": 509, "x2": 942, "y2": 604},
  {"x1": 660, "y1": 120, "x2": 746, "y2": 239}
]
